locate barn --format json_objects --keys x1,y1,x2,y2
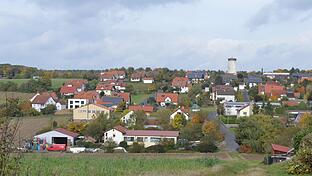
[{"x1": 34, "y1": 128, "x2": 79, "y2": 146}]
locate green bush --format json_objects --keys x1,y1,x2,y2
[
  {"x1": 288, "y1": 147, "x2": 312, "y2": 175},
  {"x1": 145, "y1": 145, "x2": 166, "y2": 153},
  {"x1": 41, "y1": 104, "x2": 56, "y2": 115},
  {"x1": 118, "y1": 141, "x2": 129, "y2": 150},
  {"x1": 76, "y1": 141, "x2": 101, "y2": 148},
  {"x1": 128, "y1": 142, "x2": 145, "y2": 153},
  {"x1": 293, "y1": 127, "x2": 312, "y2": 152}
]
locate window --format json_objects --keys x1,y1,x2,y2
[
  {"x1": 150, "y1": 137, "x2": 161, "y2": 143},
  {"x1": 137, "y1": 137, "x2": 143, "y2": 142},
  {"x1": 113, "y1": 134, "x2": 115, "y2": 137},
  {"x1": 70, "y1": 101, "x2": 73, "y2": 104},
  {"x1": 75, "y1": 101, "x2": 79, "y2": 103},
  {"x1": 144, "y1": 137, "x2": 148, "y2": 142},
  {"x1": 125, "y1": 137, "x2": 134, "y2": 142},
  {"x1": 70, "y1": 105, "x2": 73, "y2": 109}
]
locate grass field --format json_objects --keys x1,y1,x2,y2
[
  {"x1": 128, "y1": 82, "x2": 155, "y2": 94},
  {"x1": 0, "y1": 78, "x2": 72, "y2": 89},
  {"x1": 19, "y1": 153, "x2": 291, "y2": 176},
  {"x1": 0, "y1": 91, "x2": 35, "y2": 104},
  {"x1": 131, "y1": 93, "x2": 153, "y2": 104},
  {"x1": 15, "y1": 115, "x2": 72, "y2": 143}
]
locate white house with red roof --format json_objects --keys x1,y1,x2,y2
[
  {"x1": 34, "y1": 128, "x2": 79, "y2": 146},
  {"x1": 170, "y1": 107, "x2": 190, "y2": 121},
  {"x1": 30, "y1": 92, "x2": 59, "y2": 112},
  {"x1": 95, "y1": 84, "x2": 115, "y2": 95},
  {"x1": 142, "y1": 77, "x2": 154, "y2": 84},
  {"x1": 100, "y1": 70, "x2": 126, "y2": 81},
  {"x1": 60, "y1": 80, "x2": 87, "y2": 96},
  {"x1": 156, "y1": 93, "x2": 178, "y2": 107},
  {"x1": 104, "y1": 125, "x2": 179, "y2": 147},
  {"x1": 172, "y1": 77, "x2": 190, "y2": 93}
]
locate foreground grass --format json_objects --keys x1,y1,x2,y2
[
  {"x1": 21, "y1": 153, "x2": 219, "y2": 176},
  {"x1": 19, "y1": 153, "x2": 291, "y2": 176}
]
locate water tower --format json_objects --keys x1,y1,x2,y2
[{"x1": 227, "y1": 57, "x2": 237, "y2": 75}]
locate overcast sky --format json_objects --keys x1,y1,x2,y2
[{"x1": 1, "y1": 0, "x2": 312, "y2": 71}]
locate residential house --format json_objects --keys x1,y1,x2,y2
[
  {"x1": 34, "y1": 128, "x2": 79, "y2": 146},
  {"x1": 120, "y1": 111, "x2": 135, "y2": 126},
  {"x1": 144, "y1": 118, "x2": 161, "y2": 129},
  {"x1": 258, "y1": 81, "x2": 286, "y2": 100},
  {"x1": 104, "y1": 125, "x2": 179, "y2": 147},
  {"x1": 129, "y1": 105, "x2": 154, "y2": 115},
  {"x1": 30, "y1": 92, "x2": 59, "y2": 112},
  {"x1": 170, "y1": 107, "x2": 189, "y2": 121},
  {"x1": 103, "y1": 80, "x2": 127, "y2": 92},
  {"x1": 171, "y1": 77, "x2": 190, "y2": 93},
  {"x1": 263, "y1": 72, "x2": 290, "y2": 80},
  {"x1": 224, "y1": 102, "x2": 253, "y2": 117},
  {"x1": 60, "y1": 80, "x2": 87, "y2": 96},
  {"x1": 73, "y1": 104, "x2": 110, "y2": 121},
  {"x1": 142, "y1": 77, "x2": 154, "y2": 84},
  {"x1": 96, "y1": 84, "x2": 115, "y2": 95},
  {"x1": 67, "y1": 91, "x2": 99, "y2": 109},
  {"x1": 156, "y1": 93, "x2": 179, "y2": 107},
  {"x1": 130, "y1": 71, "x2": 146, "y2": 82},
  {"x1": 222, "y1": 73, "x2": 238, "y2": 85},
  {"x1": 186, "y1": 70, "x2": 208, "y2": 83},
  {"x1": 111, "y1": 92, "x2": 131, "y2": 105},
  {"x1": 244, "y1": 75, "x2": 263, "y2": 88},
  {"x1": 211, "y1": 85, "x2": 235, "y2": 103},
  {"x1": 100, "y1": 70, "x2": 126, "y2": 81}
]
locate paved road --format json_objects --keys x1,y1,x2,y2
[
  {"x1": 242, "y1": 89, "x2": 250, "y2": 102},
  {"x1": 208, "y1": 112, "x2": 239, "y2": 152}
]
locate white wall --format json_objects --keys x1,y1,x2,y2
[
  {"x1": 103, "y1": 129, "x2": 124, "y2": 145},
  {"x1": 34, "y1": 131, "x2": 74, "y2": 145}
]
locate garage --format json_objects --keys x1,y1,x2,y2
[{"x1": 34, "y1": 128, "x2": 79, "y2": 146}]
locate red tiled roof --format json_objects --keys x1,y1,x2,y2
[
  {"x1": 96, "y1": 84, "x2": 115, "y2": 90},
  {"x1": 66, "y1": 80, "x2": 87, "y2": 87},
  {"x1": 100, "y1": 70, "x2": 125, "y2": 79},
  {"x1": 143, "y1": 77, "x2": 153, "y2": 80},
  {"x1": 172, "y1": 77, "x2": 189, "y2": 88},
  {"x1": 60, "y1": 86, "x2": 77, "y2": 94},
  {"x1": 156, "y1": 93, "x2": 178, "y2": 104},
  {"x1": 111, "y1": 92, "x2": 130, "y2": 102},
  {"x1": 129, "y1": 105, "x2": 154, "y2": 112},
  {"x1": 271, "y1": 144, "x2": 290, "y2": 153},
  {"x1": 32, "y1": 93, "x2": 55, "y2": 104},
  {"x1": 114, "y1": 125, "x2": 127, "y2": 133},
  {"x1": 54, "y1": 128, "x2": 79, "y2": 138},
  {"x1": 74, "y1": 91, "x2": 98, "y2": 100}
]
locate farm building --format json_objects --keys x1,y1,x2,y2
[{"x1": 34, "y1": 128, "x2": 79, "y2": 146}]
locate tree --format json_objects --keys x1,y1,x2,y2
[
  {"x1": 191, "y1": 113, "x2": 204, "y2": 124},
  {"x1": 298, "y1": 113, "x2": 312, "y2": 129},
  {"x1": 83, "y1": 113, "x2": 112, "y2": 141},
  {"x1": 0, "y1": 98, "x2": 22, "y2": 175},
  {"x1": 202, "y1": 120, "x2": 223, "y2": 142},
  {"x1": 253, "y1": 104, "x2": 260, "y2": 114},
  {"x1": 41, "y1": 104, "x2": 56, "y2": 115},
  {"x1": 264, "y1": 102, "x2": 274, "y2": 116},
  {"x1": 180, "y1": 123, "x2": 203, "y2": 141},
  {"x1": 196, "y1": 136, "x2": 218, "y2": 153},
  {"x1": 171, "y1": 113, "x2": 186, "y2": 129},
  {"x1": 131, "y1": 111, "x2": 146, "y2": 130},
  {"x1": 115, "y1": 101, "x2": 126, "y2": 112},
  {"x1": 236, "y1": 115, "x2": 283, "y2": 153}
]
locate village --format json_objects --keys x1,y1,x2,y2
[{"x1": 0, "y1": 58, "x2": 307, "y2": 160}]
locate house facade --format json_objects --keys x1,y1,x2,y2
[
  {"x1": 224, "y1": 102, "x2": 253, "y2": 117},
  {"x1": 95, "y1": 84, "x2": 115, "y2": 95},
  {"x1": 170, "y1": 108, "x2": 189, "y2": 121},
  {"x1": 67, "y1": 91, "x2": 98, "y2": 109},
  {"x1": 156, "y1": 93, "x2": 178, "y2": 107},
  {"x1": 73, "y1": 104, "x2": 110, "y2": 121},
  {"x1": 30, "y1": 92, "x2": 59, "y2": 112},
  {"x1": 172, "y1": 77, "x2": 190, "y2": 93},
  {"x1": 211, "y1": 85, "x2": 235, "y2": 103},
  {"x1": 104, "y1": 126, "x2": 179, "y2": 147}
]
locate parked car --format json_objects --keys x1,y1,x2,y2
[
  {"x1": 47, "y1": 144, "x2": 66, "y2": 151},
  {"x1": 69, "y1": 147, "x2": 86, "y2": 153}
]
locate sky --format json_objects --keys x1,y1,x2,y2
[{"x1": 1, "y1": 0, "x2": 312, "y2": 71}]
